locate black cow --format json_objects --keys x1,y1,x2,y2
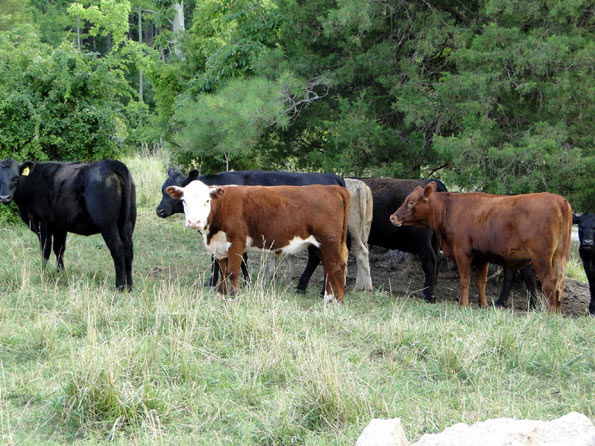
[
  {"x1": 156, "y1": 168, "x2": 346, "y2": 292},
  {"x1": 573, "y1": 213, "x2": 595, "y2": 315},
  {"x1": 358, "y1": 177, "x2": 447, "y2": 302},
  {"x1": 0, "y1": 159, "x2": 136, "y2": 290}
]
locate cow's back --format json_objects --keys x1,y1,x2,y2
[{"x1": 201, "y1": 170, "x2": 345, "y2": 187}]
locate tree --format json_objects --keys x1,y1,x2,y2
[{"x1": 0, "y1": 26, "x2": 130, "y2": 161}]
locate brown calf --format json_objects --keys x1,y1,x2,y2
[
  {"x1": 167, "y1": 181, "x2": 350, "y2": 302},
  {"x1": 390, "y1": 182, "x2": 572, "y2": 313}
]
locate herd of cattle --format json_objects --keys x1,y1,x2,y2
[{"x1": 0, "y1": 158, "x2": 593, "y2": 315}]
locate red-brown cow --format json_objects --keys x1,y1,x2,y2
[
  {"x1": 167, "y1": 180, "x2": 350, "y2": 302},
  {"x1": 390, "y1": 182, "x2": 572, "y2": 313}
]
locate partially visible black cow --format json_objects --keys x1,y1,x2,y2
[
  {"x1": 493, "y1": 265, "x2": 538, "y2": 309},
  {"x1": 0, "y1": 159, "x2": 136, "y2": 290},
  {"x1": 573, "y1": 213, "x2": 595, "y2": 315},
  {"x1": 359, "y1": 177, "x2": 447, "y2": 302},
  {"x1": 156, "y1": 168, "x2": 346, "y2": 291}
]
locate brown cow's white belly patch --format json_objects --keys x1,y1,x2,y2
[
  {"x1": 203, "y1": 230, "x2": 231, "y2": 259},
  {"x1": 205, "y1": 232, "x2": 321, "y2": 259},
  {"x1": 279, "y1": 235, "x2": 320, "y2": 255},
  {"x1": 245, "y1": 235, "x2": 320, "y2": 255}
]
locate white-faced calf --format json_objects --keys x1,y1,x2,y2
[{"x1": 167, "y1": 180, "x2": 350, "y2": 302}]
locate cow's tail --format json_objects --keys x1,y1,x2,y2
[
  {"x1": 554, "y1": 198, "x2": 573, "y2": 304},
  {"x1": 113, "y1": 161, "x2": 136, "y2": 247},
  {"x1": 340, "y1": 189, "x2": 350, "y2": 264},
  {"x1": 361, "y1": 182, "x2": 373, "y2": 243}
]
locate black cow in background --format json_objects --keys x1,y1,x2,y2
[
  {"x1": 359, "y1": 177, "x2": 447, "y2": 303},
  {"x1": 493, "y1": 265, "x2": 538, "y2": 309},
  {"x1": 156, "y1": 168, "x2": 346, "y2": 292},
  {"x1": 0, "y1": 159, "x2": 136, "y2": 290},
  {"x1": 573, "y1": 213, "x2": 595, "y2": 315}
]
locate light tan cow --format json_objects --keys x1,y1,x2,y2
[{"x1": 345, "y1": 178, "x2": 374, "y2": 291}]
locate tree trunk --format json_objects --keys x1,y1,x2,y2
[
  {"x1": 172, "y1": 1, "x2": 185, "y2": 61},
  {"x1": 138, "y1": 6, "x2": 143, "y2": 101},
  {"x1": 76, "y1": 14, "x2": 81, "y2": 49}
]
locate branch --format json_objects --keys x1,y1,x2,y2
[
  {"x1": 282, "y1": 76, "x2": 329, "y2": 120},
  {"x1": 425, "y1": 162, "x2": 449, "y2": 178}
]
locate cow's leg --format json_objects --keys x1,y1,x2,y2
[
  {"x1": 474, "y1": 261, "x2": 489, "y2": 307},
  {"x1": 240, "y1": 253, "x2": 250, "y2": 285},
  {"x1": 86, "y1": 191, "x2": 127, "y2": 290},
  {"x1": 494, "y1": 267, "x2": 516, "y2": 307},
  {"x1": 295, "y1": 246, "x2": 321, "y2": 293},
  {"x1": 39, "y1": 228, "x2": 52, "y2": 266},
  {"x1": 98, "y1": 226, "x2": 127, "y2": 290},
  {"x1": 453, "y1": 252, "x2": 472, "y2": 307},
  {"x1": 352, "y1": 234, "x2": 373, "y2": 291},
  {"x1": 585, "y1": 256, "x2": 595, "y2": 315},
  {"x1": 209, "y1": 253, "x2": 249, "y2": 288},
  {"x1": 52, "y1": 231, "x2": 67, "y2": 270},
  {"x1": 416, "y1": 244, "x2": 438, "y2": 303},
  {"x1": 226, "y1": 243, "x2": 246, "y2": 296},
  {"x1": 208, "y1": 256, "x2": 219, "y2": 287},
  {"x1": 532, "y1": 259, "x2": 558, "y2": 314},
  {"x1": 518, "y1": 265, "x2": 537, "y2": 310},
  {"x1": 217, "y1": 258, "x2": 229, "y2": 295},
  {"x1": 119, "y1": 229, "x2": 134, "y2": 291},
  {"x1": 319, "y1": 243, "x2": 348, "y2": 303}
]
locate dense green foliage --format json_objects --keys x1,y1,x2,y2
[
  {"x1": 0, "y1": 0, "x2": 593, "y2": 209},
  {"x1": 0, "y1": 26, "x2": 129, "y2": 161}
]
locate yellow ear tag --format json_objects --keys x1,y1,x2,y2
[{"x1": 21, "y1": 167, "x2": 30, "y2": 176}]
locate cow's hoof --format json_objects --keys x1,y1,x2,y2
[
  {"x1": 492, "y1": 300, "x2": 509, "y2": 308},
  {"x1": 295, "y1": 288, "x2": 306, "y2": 295},
  {"x1": 421, "y1": 293, "x2": 436, "y2": 303}
]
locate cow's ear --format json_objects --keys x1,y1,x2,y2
[
  {"x1": 187, "y1": 169, "x2": 200, "y2": 181},
  {"x1": 572, "y1": 214, "x2": 581, "y2": 225},
  {"x1": 166, "y1": 186, "x2": 184, "y2": 200},
  {"x1": 210, "y1": 187, "x2": 224, "y2": 199},
  {"x1": 19, "y1": 161, "x2": 35, "y2": 177},
  {"x1": 423, "y1": 182, "x2": 436, "y2": 200}
]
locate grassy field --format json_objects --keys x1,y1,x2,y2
[{"x1": 0, "y1": 153, "x2": 593, "y2": 445}]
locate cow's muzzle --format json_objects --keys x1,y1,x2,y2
[
  {"x1": 156, "y1": 207, "x2": 169, "y2": 218},
  {"x1": 581, "y1": 240, "x2": 594, "y2": 250},
  {"x1": 186, "y1": 220, "x2": 202, "y2": 229},
  {"x1": 0, "y1": 195, "x2": 12, "y2": 204},
  {"x1": 390, "y1": 214, "x2": 402, "y2": 227}
]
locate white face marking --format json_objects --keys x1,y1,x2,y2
[
  {"x1": 178, "y1": 181, "x2": 216, "y2": 230},
  {"x1": 204, "y1": 230, "x2": 231, "y2": 259}
]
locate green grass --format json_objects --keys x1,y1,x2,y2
[{"x1": 0, "y1": 153, "x2": 593, "y2": 445}]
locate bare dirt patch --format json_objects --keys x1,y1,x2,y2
[{"x1": 267, "y1": 245, "x2": 591, "y2": 317}]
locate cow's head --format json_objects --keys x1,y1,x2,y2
[
  {"x1": 574, "y1": 213, "x2": 595, "y2": 251},
  {"x1": 0, "y1": 160, "x2": 35, "y2": 204},
  {"x1": 156, "y1": 168, "x2": 199, "y2": 218},
  {"x1": 166, "y1": 180, "x2": 224, "y2": 230},
  {"x1": 390, "y1": 181, "x2": 436, "y2": 228}
]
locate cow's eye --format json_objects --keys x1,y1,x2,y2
[
  {"x1": 11, "y1": 177, "x2": 18, "y2": 183},
  {"x1": 408, "y1": 201, "x2": 414, "y2": 207}
]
